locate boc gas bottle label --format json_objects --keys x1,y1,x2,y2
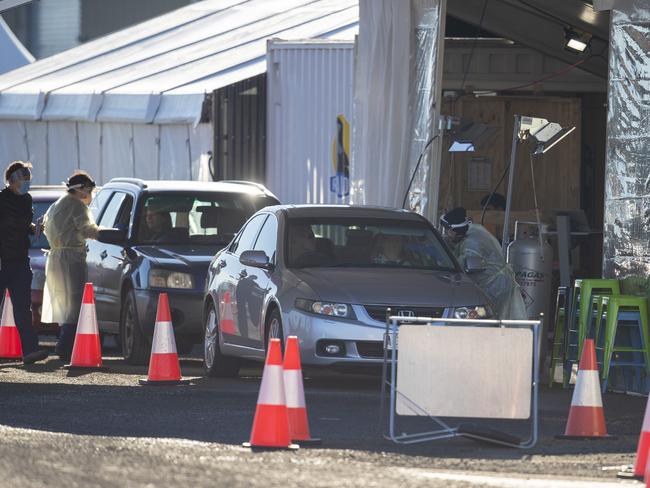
[{"x1": 515, "y1": 268, "x2": 545, "y2": 283}]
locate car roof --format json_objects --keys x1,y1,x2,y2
[
  {"x1": 30, "y1": 186, "x2": 66, "y2": 201},
  {"x1": 104, "y1": 178, "x2": 274, "y2": 197},
  {"x1": 262, "y1": 204, "x2": 429, "y2": 222}
]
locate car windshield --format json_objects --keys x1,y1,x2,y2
[
  {"x1": 136, "y1": 192, "x2": 276, "y2": 246},
  {"x1": 30, "y1": 200, "x2": 55, "y2": 249},
  {"x1": 286, "y1": 218, "x2": 458, "y2": 271}
]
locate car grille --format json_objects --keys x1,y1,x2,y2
[
  {"x1": 356, "y1": 341, "x2": 384, "y2": 359},
  {"x1": 363, "y1": 305, "x2": 445, "y2": 322}
]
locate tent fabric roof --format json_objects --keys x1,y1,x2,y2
[
  {"x1": 0, "y1": 0, "x2": 358, "y2": 124},
  {"x1": 0, "y1": 16, "x2": 33, "y2": 74}
]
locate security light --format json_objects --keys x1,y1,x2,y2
[
  {"x1": 564, "y1": 27, "x2": 591, "y2": 54},
  {"x1": 449, "y1": 141, "x2": 475, "y2": 152},
  {"x1": 447, "y1": 118, "x2": 496, "y2": 153}
]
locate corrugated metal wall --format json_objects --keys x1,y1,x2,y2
[
  {"x1": 212, "y1": 74, "x2": 266, "y2": 183},
  {"x1": 266, "y1": 41, "x2": 354, "y2": 204}
]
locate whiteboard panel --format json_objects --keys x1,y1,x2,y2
[{"x1": 396, "y1": 325, "x2": 532, "y2": 419}]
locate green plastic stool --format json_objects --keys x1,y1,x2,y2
[
  {"x1": 592, "y1": 295, "x2": 607, "y2": 352},
  {"x1": 548, "y1": 286, "x2": 570, "y2": 386},
  {"x1": 600, "y1": 295, "x2": 650, "y2": 393},
  {"x1": 564, "y1": 279, "x2": 620, "y2": 388}
]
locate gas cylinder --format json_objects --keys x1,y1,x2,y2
[{"x1": 506, "y1": 222, "x2": 553, "y2": 321}]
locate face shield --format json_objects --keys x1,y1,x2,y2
[
  {"x1": 440, "y1": 216, "x2": 470, "y2": 246},
  {"x1": 67, "y1": 182, "x2": 95, "y2": 205}
]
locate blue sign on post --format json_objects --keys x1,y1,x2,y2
[{"x1": 330, "y1": 114, "x2": 350, "y2": 199}]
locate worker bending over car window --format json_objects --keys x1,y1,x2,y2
[{"x1": 441, "y1": 207, "x2": 527, "y2": 320}]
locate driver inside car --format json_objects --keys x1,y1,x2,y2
[
  {"x1": 144, "y1": 207, "x2": 174, "y2": 242},
  {"x1": 371, "y1": 233, "x2": 410, "y2": 265},
  {"x1": 289, "y1": 224, "x2": 330, "y2": 267}
]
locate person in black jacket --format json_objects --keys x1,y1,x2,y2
[{"x1": 0, "y1": 161, "x2": 49, "y2": 364}]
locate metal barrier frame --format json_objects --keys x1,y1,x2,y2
[{"x1": 380, "y1": 315, "x2": 541, "y2": 448}]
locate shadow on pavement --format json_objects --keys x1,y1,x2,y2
[{"x1": 0, "y1": 368, "x2": 643, "y2": 460}]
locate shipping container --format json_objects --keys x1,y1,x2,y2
[{"x1": 266, "y1": 39, "x2": 354, "y2": 204}]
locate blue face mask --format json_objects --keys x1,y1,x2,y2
[{"x1": 18, "y1": 180, "x2": 31, "y2": 195}]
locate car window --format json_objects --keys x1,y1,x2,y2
[
  {"x1": 114, "y1": 194, "x2": 134, "y2": 231},
  {"x1": 90, "y1": 189, "x2": 113, "y2": 221},
  {"x1": 285, "y1": 217, "x2": 458, "y2": 271},
  {"x1": 135, "y1": 192, "x2": 261, "y2": 245},
  {"x1": 253, "y1": 214, "x2": 278, "y2": 261},
  {"x1": 98, "y1": 192, "x2": 128, "y2": 227},
  {"x1": 30, "y1": 199, "x2": 56, "y2": 249},
  {"x1": 231, "y1": 214, "x2": 267, "y2": 255}
]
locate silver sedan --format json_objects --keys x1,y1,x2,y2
[{"x1": 202, "y1": 205, "x2": 491, "y2": 376}]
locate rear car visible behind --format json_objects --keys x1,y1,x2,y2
[{"x1": 29, "y1": 185, "x2": 66, "y2": 334}]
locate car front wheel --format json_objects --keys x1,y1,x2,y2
[
  {"x1": 120, "y1": 290, "x2": 150, "y2": 365},
  {"x1": 204, "y1": 301, "x2": 240, "y2": 377},
  {"x1": 265, "y1": 307, "x2": 284, "y2": 352}
]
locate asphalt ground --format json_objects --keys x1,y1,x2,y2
[{"x1": 0, "y1": 343, "x2": 648, "y2": 488}]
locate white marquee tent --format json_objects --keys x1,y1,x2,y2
[{"x1": 0, "y1": 0, "x2": 358, "y2": 184}]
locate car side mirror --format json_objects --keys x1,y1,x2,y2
[
  {"x1": 97, "y1": 228, "x2": 128, "y2": 246},
  {"x1": 464, "y1": 255, "x2": 487, "y2": 274},
  {"x1": 240, "y1": 250, "x2": 272, "y2": 270}
]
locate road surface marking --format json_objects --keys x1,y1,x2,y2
[{"x1": 410, "y1": 470, "x2": 630, "y2": 487}]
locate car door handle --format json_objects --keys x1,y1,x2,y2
[
  {"x1": 100, "y1": 250, "x2": 108, "y2": 260},
  {"x1": 239, "y1": 269, "x2": 248, "y2": 278}
]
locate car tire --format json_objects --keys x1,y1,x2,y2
[
  {"x1": 204, "y1": 301, "x2": 240, "y2": 377},
  {"x1": 265, "y1": 307, "x2": 284, "y2": 352},
  {"x1": 120, "y1": 290, "x2": 150, "y2": 365}
]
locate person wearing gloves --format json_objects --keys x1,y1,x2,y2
[
  {"x1": 0, "y1": 161, "x2": 49, "y2": 364},
  {"x1": 440, "y1": 207, "x2": 527, "y2": 320},
  {"x1": 42, "y1": 171, "x2": 101, "y2": 361}
]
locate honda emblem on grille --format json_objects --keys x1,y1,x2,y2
[{"x1": 397, "y1": 310, "x2": 415, "y2": 318}]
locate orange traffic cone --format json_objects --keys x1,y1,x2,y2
[
  {"x1": 139, "y1": 293, "x2": 190, "y2": 385},
  {"x1": 284, "y1": 336, "x2": 320, "y2": 445},
  {"x1": 0, "y1": 290, "x2": 23, "y2": 360},
  {"x1": 220, "y1": 291, "x2": 236, "y2": 335},
  {"x1": 65, "y1": 283, "x2": 106, "y2": 370},
  {"x1": 618, "y1": 395, "x2": 650, "y2": 480},
  {"x1": 557, "y1": 339, "x2": 612, "y2": 439},
  {"x1": 243, "y1": 338, "x2": 298, "y2": 450}
]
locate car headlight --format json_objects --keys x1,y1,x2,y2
[
  {"x1": 149, "y1": 269, "x2": 194, "y2": 289},
  {"x1": 295, "y1": 298, "x2": 356, "y2": 319},
  {"x1": 453, "y1": 305, "x2": 491, "y2": 320}
]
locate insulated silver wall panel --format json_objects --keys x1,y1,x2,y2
[{"x1": 603, "y1": 5, "x2": 650, "y2": 277}]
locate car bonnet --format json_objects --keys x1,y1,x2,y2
[{"x1": 290, "y1": 267, "x2": 488, "y2": 308}]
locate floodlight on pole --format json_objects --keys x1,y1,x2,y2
[
  {"x1": 446, "y1": 118, "x2": 497, "y2": 153},
  {"x1": 501, "y1": 116, "x2": 576, "y2": 254},
  {"x1": 530, "y1": 122, "x2": 576, "y2": 155}
]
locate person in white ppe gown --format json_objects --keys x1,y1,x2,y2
[
  {"x1": 440, "y1": 207, "x2": 527, "y2": 320},
  {"x1": 42, "y1": 172, "x2": 100, "y2": 361}
]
